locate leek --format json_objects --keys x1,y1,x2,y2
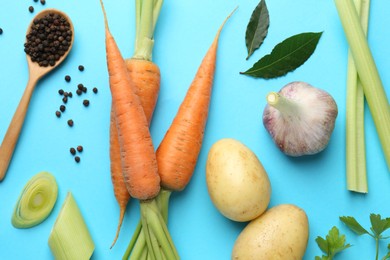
[
  {"x1": 48, "y1": 192, "x2": 95, "y2": 260},
  {"x1": 12, "y1": 171, "x2": 58, "y2": 228},
  {"x1": 335, "y1": 0, "x2": 390, "y2": 170}
]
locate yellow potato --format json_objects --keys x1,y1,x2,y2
[
  {"x1": 206, "y1": 138, "x2": 271, "y2": 222},
  {"x1": 232, "y1": 204, "x2": 309, "y2": 260}
]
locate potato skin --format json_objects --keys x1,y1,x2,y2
[
  {"x1": 232, "y1": 204, "x2": 309, "y2": 260},
  {"x1": 206, "y1": 138, "x2": 271, "y2": 222}
]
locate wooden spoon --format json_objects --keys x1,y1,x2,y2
[{"x1": 0, "y1": 9, "x2": 74, "y2": 181}]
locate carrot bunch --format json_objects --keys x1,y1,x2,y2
[
  {"x1": 99, "y1": 0, "x2": 178, "y2": 258},
  {"x1": 123, "y1": 8, "x2": 237, "y2": 259},
  {"x1": 109, "y1": 0, "x2": 162, "y2": 248}
]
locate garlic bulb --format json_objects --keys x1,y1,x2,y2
[{"x1": 262, "y1": 81, "x2": 338, "y2": 156}]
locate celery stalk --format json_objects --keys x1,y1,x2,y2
[
  {"x1": 335, "y1": 0, "x2": 390, "y2": 170},
  {"x1": 346, "y1": 0, "x2": 370, "y2": 193},
  {"x1": 48, "y1": 192, "x2": 95, "y2": 260}
]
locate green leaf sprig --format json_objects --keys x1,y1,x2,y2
[
  {"x1": 245, "y1": 0, "x2": 269, "y2": 60},
  {"x1": 383, "y1": 244, "x2": 390, "y2": 260},
  {"x1": 241, "y1": 32, "x2": 323, "y2": 79},
  {"x1": 340, "y1": 214, "x2": 390, "y2": 260},
  {"x1": 242, "y1": 0, "x2": 323, "y2": 79},
  {"x1": 315, "y1": 226, "x2": 351, "y2": 260}
]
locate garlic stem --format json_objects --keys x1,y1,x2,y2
[{"x1": 266, "y1": 92, "x2": 300, "y2": 116}]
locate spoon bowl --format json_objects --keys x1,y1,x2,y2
[
  {"x1": 0, "y1": 9, "x2": 74, "y2": 181},
  {"x1": 26, "y1": 9, "x2": 74, "y2": 80}
]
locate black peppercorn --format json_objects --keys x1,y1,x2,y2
[
  {"x1": 76, "y1": 89, "x2": 82, "y2": 96},
  {"x1": 67, "y1": 119, "x2": 73, "y2": 127},
  {"x1": 78, "y1": 65, "x2": 84, "y2": 71},
  {"x1": 70, "y1": 147, "x2": 76, "y2": 155},
  {"x1": 68, "y1": 91, "x2": 73, "y2": 98},
  {"x1": 93, "y1": 87, "x2": 98, "y2": 94},
  {"x1": 82, "y1": 86, "x2": 87, "y2": 93},
  {"x1": 75, "y1": 156, "x2": 80, "y2": 163},
  {"x1": 83, "y1": 100, "x2": 89, "y2": 107},
  {"x1": 77, "y1": 83, "x2": 84, "y2": 90},
  {"x1": 58, "y1": 89, "x2": 64, "y2": 95},
  {"x1": 65, "y1": 75, "x2": 71, "y2": 82},
  {"x1": 0, "y1": 28, "x2": 3, "y2": 35},
  {"x1": 55, "y1": 111, "x2": 61, "y2": 117},
  {"x1": 40, "y1": 0, "x2": 46, "y2": 5},
  {"x1": 24, "y1": 12, "x2": 72, "y2": 67},
  {"x1": 77, "y1": 145, "x2": 83, "y2": 152},
  {"x1": 60, "y1": 105, "x2": 65, "y2": 112},
  {"x1": 62, "y1": 96, "x2": 68, "y2": 104},
  {"x1": 29, "y1": 6, "x2": 34, "y2": 13}
]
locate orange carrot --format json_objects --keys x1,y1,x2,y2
[
  {"x1": 123, "y1": 8, "x2": 236, "y2": 259},
  {"x1": 100, "y1": 0, "x2": 160, "y2": 201},
  {"x1": 101, "y1": 2, "x2": 177, "y2": 258},
  {"x1": 156, "y1": 9, "x2": 236, "y2": 191},
  {"x1": 109, "y1": 109, "x2": 130, "y2": 249},
  {"x1": 109, "y1": 1, "x2": 161, "y2": 248},
  {"x1": 125, "y1": 59, "x2": 160, "y2": 123},
  {"x1": 109, "y1": 61, "x2": 160, "y2": 248}
]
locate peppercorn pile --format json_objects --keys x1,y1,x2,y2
[{"x1": 24, "y1": 12, "x2": 72, "y2": 67}]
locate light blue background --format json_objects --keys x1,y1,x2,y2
[{"x1": 0, "y1": 0, "x2": 389, "y2": 259}]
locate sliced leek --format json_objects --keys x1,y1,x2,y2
[
  {"x1": 48, "y1": 192, "x2": 95, "y2": 260},
  {"x1": 12, "y1": 171, "x2": 58, "y2": 228}
]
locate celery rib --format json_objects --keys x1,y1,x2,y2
[
  {"x1": 335, "y1": 0, "x2": 390, "y2": 171},
  {"x1": 345, "y1": 0, "x2": 370, "y2": 193}
]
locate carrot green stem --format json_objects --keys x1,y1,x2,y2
[
  {"x1": 156, "y1": 189, "x2": 171, "y2": 223},
  {"x1": 346, "y1": 0, "x2": 370, "y2": 193},
  {"x1": 123, "y1": 221, "x2": 143, "y2": 260},
  {"x1": 140, "y1": 200, "x2": 179, "y2": 260},
  {"x1": 123, "y1": 190, "x2": 172, "y2": 260},
  {"x1": 335, "y1": 0, "x2": 390, "y2": 170},
  {"x1": 133, "y1": 0, "x2": 163, "y2": 60}
]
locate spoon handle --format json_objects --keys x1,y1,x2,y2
[{"x1": 0, "y1": 76, "x2": 39, "y2": 181}]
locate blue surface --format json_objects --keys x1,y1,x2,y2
[{"x1": 0, "y1": 0, "x2": 389, "y2": 259}]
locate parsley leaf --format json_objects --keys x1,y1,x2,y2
[
  {"x1": 340, "y1": 216, "x2": 369, "y2": 235},
  {"x1": 382, "y1": 244, "x2": 390, "y2": 260},
  {"x1": 340, "y1": 214, "x2": 390, "y2": 260},
  {"x1": 370, "y1": 214, "x2": 390, "y2": 238},
  {"x1": 315, "y1": 226, "x2": 351, "y2": 260}
]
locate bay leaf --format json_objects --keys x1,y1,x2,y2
[
  {"x1": 241, "y1": 32, "x2": 323, "y2": 79},
  {"x1": 245, "y1": 0, "x2": 270, "y2": 60}
]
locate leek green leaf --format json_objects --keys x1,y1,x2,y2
[{"x1": 241, "y1": 32, "x2": 323, "y2": 79}]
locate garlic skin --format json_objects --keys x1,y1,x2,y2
[{"x1": 262, "y1": 81, "x2": 338, "y2": 156}]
